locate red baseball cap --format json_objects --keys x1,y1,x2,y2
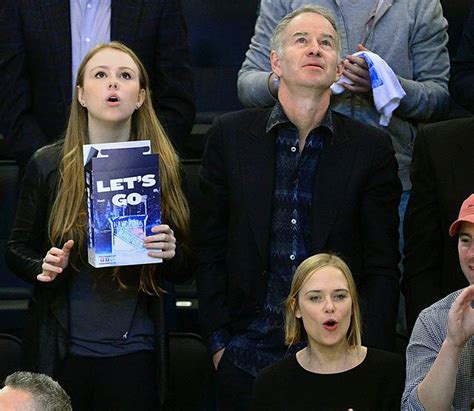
[{"x1": 449, "y1": 194, "x2": 474, "y2": 237}]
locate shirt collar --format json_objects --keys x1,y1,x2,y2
[{"x1": 266, "y1": 101, "x2": 335, "y2": 135}]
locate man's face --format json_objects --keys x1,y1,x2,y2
[
  {"x1": 458, "y1": 222, "x2": 474, "y2": 284},
  {"x1": 270, "y1": 12, "x2": 342, "y2": 92},
  {"x1": 0, "y1": 386, "x2": 32, "y2": 411}
]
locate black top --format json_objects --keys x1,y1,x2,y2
[{"x1": 251, "y1": 348, "x2": 405, "y2": 411}]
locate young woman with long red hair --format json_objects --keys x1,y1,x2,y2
[{"x1": 6, "y1": 42, "x2": 191, "y2": 411}]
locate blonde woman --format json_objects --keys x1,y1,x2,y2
[
  {"x1": 252, "y1": 254, "x2": 405, "y2": 410},
  {"x1": 6, "y1": 42, "x2": 191, "y2": 411}
]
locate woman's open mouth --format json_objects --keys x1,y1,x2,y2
[{"x1": 323, "y1": 319, "x2": 338, "y2": 330}]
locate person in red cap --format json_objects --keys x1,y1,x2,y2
[{"x1": 402, "y1": 194, "x2": 474, "y2": 410}]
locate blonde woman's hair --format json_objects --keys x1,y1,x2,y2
[
  {"x1": 284, "y1": 253, "x2": 362, "y2": 348},
  {"x1": 48, "y1": 42, "x2": 190, "y2": 295}
]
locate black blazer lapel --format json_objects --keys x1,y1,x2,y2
[
  {"x1": 311, "y1": 115, "x2": 357, "y2": 251},
  {"x1": 238, "y1": 111, "x2": 276, "y2": 264},
  {"x1": 39, "y1": 1, "x2": 72, "y2": 104},
  {"x1": 111, "y1": 0, "x2": 144, "y2": 46}
]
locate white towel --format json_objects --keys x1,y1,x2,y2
[{"x1": 331, "y1": 51, "x2": 406, "y2": 126}]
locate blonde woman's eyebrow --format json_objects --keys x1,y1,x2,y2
[
  {"x1": 90, "y1": 65, "x2": 137, "y2": 74},
  {"x1": 304, "y1": 288, "x2": 348, "y2": 295}
]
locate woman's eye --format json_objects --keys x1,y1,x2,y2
[
  {"x1": 296, "y1": 37, "x2": 307, "y2": 44},
  {"x1": 334, "y1": 293, "x2": 347, "y2": 301},
  {"x1": 95, "y1": 71, "x2": 106, "y2": 79},
  {"x1": 121, "y1": 72, "x2": 132, "y2": 80},
  {"x1": 310, "y1": 295, "x2": 321, "y2": 302}
]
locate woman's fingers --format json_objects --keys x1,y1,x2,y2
[
  {"x1": 144, "y1": 234, "x2": 176, "y2": 247},
  {"x1": 145, "y1": 241, "x2": 176, "y2": 250},
  {"x1": 43, "y1": 253, "x2": 61, "y2": 265},
  {"x1": 37, "y1": 272, "x2": 57, "y2": 282},
  {"x1": 62, "y1": 239, "x2": 74, "y2": 255},
  {"x1": 147, "y1": 249, "x2": 176, "y2": 259},
  {"x1": 144, "y1": 225, "x2": 175, "y2": 247},
  {"x1": 41, "y1": 261, "x2": 63, "y2": 274},
  {"x1": 150, "y1": 224, "x2": 172, "y2": 234},
  {"x1": 144, "y1": 225, "x2": 176, "y2": 259},
  {"x1": 37, "y1": 240, "x2": 74, "y2": 282},
  {"x1": 146, "y1": 240, "x2": 176, "y2": 259}
]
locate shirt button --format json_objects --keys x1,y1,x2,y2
[
  {"x1": 85, "y1": 37, "x2": 91, "y2": 43},
  {"x1": 290, "y1": 146, "x2": 297, "y2": 153},
  {"x1": 291, "y1": 219, "x2": 297, "y2": 225},
  {"x1": 87, "y1": 3, "x2": 92, "y2": 8},
  {"x1": 290, "y1": 254, "x2": 296, "y2": 261}
]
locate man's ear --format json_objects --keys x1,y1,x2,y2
[
  {"x1": 270, "y1": 50, "x2": 283, "y2": 78},
  {"x1": 335, "y1": 60, "x2": 344, "y2": 82}
]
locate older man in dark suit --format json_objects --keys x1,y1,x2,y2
[
  {"x1": 196, "y1": 5, "x2": 401, "y2": 410},
  {"x1": 0, "y1": 0, "x2": 195, "y2": 165}
]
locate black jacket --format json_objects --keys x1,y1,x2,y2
[{"x1": 403, "y1": 117, "x2": 474, "y2": 332}]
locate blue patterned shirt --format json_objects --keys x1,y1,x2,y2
[{"x1": 217, "y1": 103, "x2": 333, "y2": 376}]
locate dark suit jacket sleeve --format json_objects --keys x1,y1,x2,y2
[
  {"x1": 152, "y1": 0, "x2": 195, "y2": 151},
  {"x1": 402, "y1": 127, "x2": 443, "y2": 332},
  {"x1": 449, "y1": 4, "x2": 474, "y2": 113},
  {"x1": 358, "y1": 131, "x2": 401, "y2": 350},
  {"x1": 195, "y1": 116, "x2": 232, "y2": 340},
  {"x1": 0, "y1": 0, "x2": 49, "y2": 164}
]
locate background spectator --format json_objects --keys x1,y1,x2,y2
[
  {"x1": 0, "y1": 0, "x2": 195, "y2": 166},
  {"x1": 450, "y1": 2, "x2": 474, "y2": 113},
  {"x1": 402, "y1": 195, "x2": 474, "y2": 410},
  {"x1": 252, "y1": 254, "x2": 405, "y2": 410},
  {"x1": 0, "y1": 371, "x2": 72, "y2": 411},
  {"x1": 403, "y1": 118, "x2": 474, "y2": 332}
]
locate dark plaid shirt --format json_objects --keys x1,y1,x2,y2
[{"x1": 211, "y1": 102, "x2": 334, "y2": 376}]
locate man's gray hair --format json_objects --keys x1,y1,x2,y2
[
  {"x1": 4, "y1": 371, "x2": 72, "y2": 411},
  {"x1": 270, "y1": 5, "x2": 341, "y2": 56}
]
